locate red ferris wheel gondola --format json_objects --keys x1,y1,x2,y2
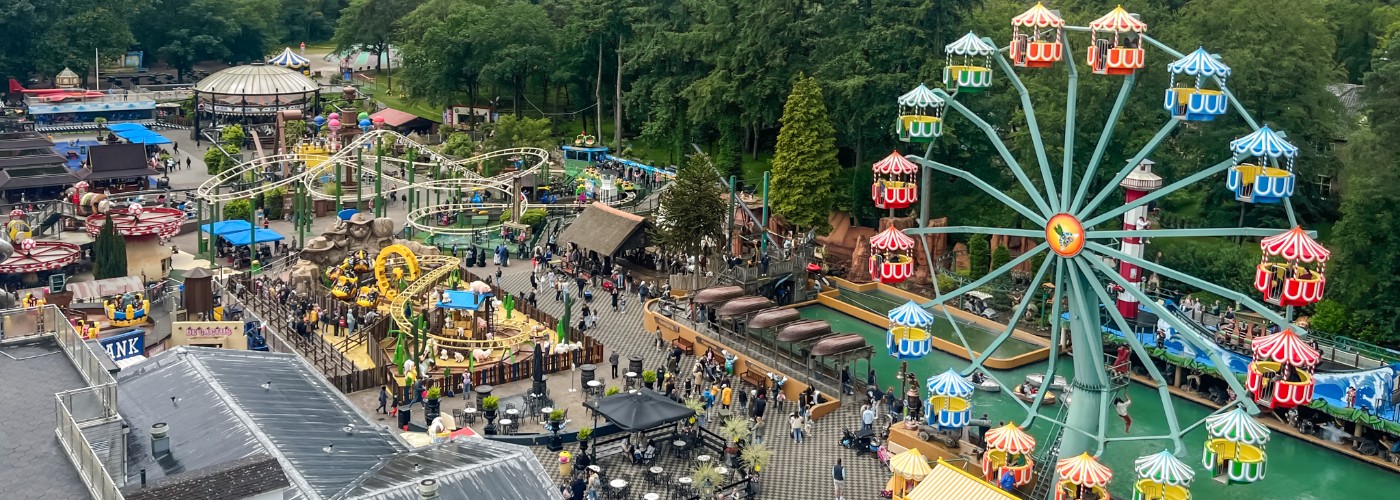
[
  {"x1": 1253, "y1": 226, "x2": 1328, "y2": 306},
  {"x1": 869, "y1": 226, "x2": 915, "y2": 284},
  {"x1": 871, "y1": 151, "x2": 919, "y2": 210}
]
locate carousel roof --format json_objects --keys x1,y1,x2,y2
[
  {"x1": 1089, "y1": 6, "x2": 1147, "y2": 33},
  {"x1": 870, "y1": 226, "x2": 916, "y2": 251},
  {"x1": 887, "y1": 300, "x2": 935, "y2": 327},
  {"x1": 873, "y1": 151, "x2": 919, "y2": 175},
  {"x1": 898, "y1": 84, "x2": 944, "y2": 109},
  {"x1": 1012, "y1": 3, "x2": 1064, "y2": 28},
  {"x1": 1167, "y1": 47, "x2": 1231, "y2": 79},
  {"x1": 194, "y1": 63, "x2": 317, "y2": 96},
  {"x1": 1133, "y1": 450, "x2": 1195, "y2": 486},
  {"x1": 1252, "y1": 328, "x2": 1321, "y2": 367},
  {"x1": 983, "y1": 423, "x2": 1036, "y2": 454},
  {"x1": 925, "y1": 369, "x2": 976, "y2": 398},
  {"x1": 1205, "y1": 407, "x2": 1272, "y2": 445},
  {"x1": 1229, "y1": 126, "x2": 1298, "y2": 159},
  {"x1": 1260, "y1": 226, "x2": 1329, "y2": 263},
  {"x1": 268, "y1": 48, "x2": 310, "y2": 69},
  {"x1": 946, "y1": 32, "x2": 997, "y2": 57},
  {"x1": 889, "y1": 448, "x2": 933, "y2": 481},
  {"x1": 1055, "y1": 453, "x2": 1114, "y2": 487}
]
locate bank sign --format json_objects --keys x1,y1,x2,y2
[{"x1": 100, "y1": 330, "x2": 145, "y2": 361}]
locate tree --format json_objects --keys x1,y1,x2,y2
[
  {"x1": 769, "y1": 75, "x2": 840, "y2": 232},
  {"x1": 282, "y1": 120, "x2": 308, "y2": 151},
  {"x1": 991, "y1": 244, "x2": 1011, "y2": 272},
  {"x1": 93, "y1": 215, "x2": 128, "y2": 280},
  {"x1": 204, "y1": 146, "x2": 231, "y2": 175},
  {"x1": 967, "y1": 234, "x2": 989, "y2": 280},
  {"x1": 395, "y1": 0, "x2": 486, "y2": 105},
  {"x1": 656, "y1": 152, "x2": 727, "y2": 256},
  {"x1": 221, "y1": 124, "x2": 246, "y2": 148},
  {"x1": 224, "y1": 199, "x2": 253, "y2": 221},
  {"x1": 263, "y1": 188, "x2": 285, "y2": 220},
  {"x1": 333, "y1": 0, "x2": 422, "y2": 72}
]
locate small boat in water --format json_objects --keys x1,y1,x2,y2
[
  {"x1": 1025, "y1": 373, "x2": 1069, "y2": 392},
  {"x1": 1013, "y1": 387, "x2": 1057, "y2": 405},
  {"x1": 965, "y1": 376, "x2": 1002, "y2": 392}
]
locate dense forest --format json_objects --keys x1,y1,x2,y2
[{"x1": 2, "y1": 0, "x2": 1398, "y2": 341}]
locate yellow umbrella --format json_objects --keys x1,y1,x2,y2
[{"x1": 890, "y1": 448, "x2": 933, "y2": 480}]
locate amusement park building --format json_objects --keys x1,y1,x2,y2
[
  {"x1": 0, "y1": 130, "x2": 81, "y2": 200},
  {"x1": 191, "y1": 64, "x2": 320, "y2": 137}
]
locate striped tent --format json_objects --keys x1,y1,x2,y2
[
  {"x1": 1205, "y1": 408, "x2": 1272, "y2": 445},
  {"x1": 1229, "y1": 126, "x2": 1298, "y2": 159},
  {"x1": 268, "y1": 47, "x2": 310, "y2": 70},
  {"x1": 1260, "y1": 226, "x2": 1329, "y2": 263},
  {"x1": 904, "y1": 459, "x2": 1019, "y2": 500},
  {"x1": 1167, "y1": 47, "x2": 1232, "y2": 79},
  {"x1": 926, "y1": 368, "x2": 976, "y2": 398},
  {"x1": 889, "y1": 448, "x2": 933, "y2": 481},
  {"x1": 1055, "y1": 453, "x2": 1114, "y2": 487},
  {"x1": 1134, "y1": 450, "x2": 1196, "y2": 487},
  {"x1": 870, "y1": 226, "x2": 916, "y2": 251},
  {"x1": 887, "y1": 300, "x2": 935, "y2": 327}
]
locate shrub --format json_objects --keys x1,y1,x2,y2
[
  {"x1": 519, "y1": 208, "x2": 548, "y2": 230},
  {"x1": 549, "y1": 408, "x2": 566, "y2": 421},
  {"x1": 576, "y1": 427, "x2": 592, "y2": 441},
  {"x1": 263, "y1": 188, "x2": 286, "y2": 220},
  {"x1": 605, "y1": 386, "x2": 621, "y2": 396},
  {"x1": 426, "y1": 387, "x2": 441, "y2": 400},
  {"x1": 482, "y1": 395, "x2": 500, "y2": 410},
  {"x1": 642, "y1": 370, "x2": 657, "y2": 383},
  {"x1": 223, "y1": 199, "x2": 253, "y2": 222}
]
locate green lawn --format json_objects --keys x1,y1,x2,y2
[{"x1": 356, "y1": 76, "x2": 443, "y2": 121}]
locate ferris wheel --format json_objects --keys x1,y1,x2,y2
[{"x1": 869, "y1": 3, "x2": 1330, "y2": 498}]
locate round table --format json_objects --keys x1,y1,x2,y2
[
  {"x1": 541, "y1": 407, "x2": 554, "y2": 419},
  {"x1": 696, "y1": 454, "x2": 711, "y2": 465},
  {"x1": 505, "y1": 408, "x2": 520, "y2": 417},
  {"x1": 715, "y1": 466, "x2": 729, "y2": 477},
  {"x1": 644, "y1": 494, "x2": 661, "y2": 500},
  {"x1": 463, "y1": 408, "x2": 477, "y2": 423},
  {"x1": 648, "y1": 466, "x2": 664, "y2": 484},
  {"x1": 498, "y1": 419, "x2": 513, "y2": 434},
  {"x1": 609, "y1": 479, "x2": 628, "y2": 498}
]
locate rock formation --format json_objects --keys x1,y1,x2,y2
[{"x1": 288, "y1": 214, "x2": 440, "y2": 295}]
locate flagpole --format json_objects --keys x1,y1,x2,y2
[{"x1": 94, "y1": 48, "x2": 100, "y2": 91}]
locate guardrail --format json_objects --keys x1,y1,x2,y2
[{"x1": 55, "y1": 394, "x2": 124, "y2": 500}]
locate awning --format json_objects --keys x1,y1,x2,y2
[
  {"x1": 200, "y1": 220, "x2": 252, "y2": 236},
  {"x1": 582, "y1": 389, "x2": 696, "y2": 431},
  {"x1": 556, "y1": 202, "x2": 650, "y2": 257},
  {"x1": 66, "y1": 276, "x2": 144, "y2": 301},
  {"x1": 439, "y1": 290, "x2": 493, "y2": 311},
  {"x1": 371, "y1": 108, "x2": 426, "y2": 128},
  {"x1": 221, "y1": 228, "x2": 285, "y2": 246},
  {"x1": 905, "y1": 460, "x2": 1019, "y2": 500}
]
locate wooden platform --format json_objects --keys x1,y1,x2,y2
[{"x1": 885, "y1": 425, "x2": 987, "y2": 478}]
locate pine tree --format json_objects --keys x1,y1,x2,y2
[
  {"x1": 770, "y1": 75, "x2": 840, "y2": 233},
  {"x1": 657, "y1": 152, "x2": 728, "y2": 256},
  {"x1": 967, "y1": 234, "x2": 989, "y2": 280},
  {"x1": 93, "y1": 214, "x2": 127, "y2": 280}
]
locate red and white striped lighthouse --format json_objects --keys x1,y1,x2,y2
[{"x1": 1117, "y1": 159, "x2": 1162, "y2": 319}]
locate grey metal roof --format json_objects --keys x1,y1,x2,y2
[
  {"x1": 0, "y1": 337, "x2": 94, "y2": 500},
  {"x1": 194, "y1": 64, "x2": 318, "y2": 96},
  {"x1": 1327, "y1": 83, "x2": 1364, "y2": 116},
  {"x1": 335, "y1": 439, "x2": 560, "y2": 500}
]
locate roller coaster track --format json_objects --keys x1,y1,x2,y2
[{"x1": 385, "y1": 254, "x2": 539, "y2": 352}]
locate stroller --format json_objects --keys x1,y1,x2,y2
[{"x1": 840, "y1": 428, "x2": 880, "y2": 456}]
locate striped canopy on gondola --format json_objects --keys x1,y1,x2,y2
[
  {"x1": 888, "y1": 300, "x2": 935, "y2": 327},
  {"x1": 1229, "y1": 126, "x2": 1298, "y2": 159},
  {"x1": 946, "y1": 32, "x2": 997, "y2": 57},
  {"x1": 983, "y1": 423, "x2": 1036, "y2": 454},
  {"x1": 1134, "y1": 450, "x2": 1196, "y2": 486},
  {"x1": 1167, "y1": 47, "x2": 1231, "y2": 79},
  {"x1": 1252, "y1": 329, "x2": 1321, "y2": 367},
  {"x1": 1205, "y1": 408, "x2": 1272, "y2": 445},
  {"x1": 873, "y1": 151, "x2": 919, "y2": 175},
  {"x1": 1260, "y1": 226, "x2": 1329, "y2": 263},
  {"x1": 1012, "y1": 2, "x2": 1064, "y2": 28},
  {"x1": 1089, "y1": 6, "x2": 1147, "y2": 33},
  {"x1": 898, "y1": 84, "x2": 944, "y2": 109},
  {"x1": 870, "y1": 226, "x2": 916, "y2": 252},
  {"x1": 268, "y1": 48, "x2": 310, "y2": 69},
  {"x1": 1055, "y1": 453, "x2": 1114, "y2": 487},
  {"x1": 926, "y1": 369, "x2": 976, "y2": 398}
]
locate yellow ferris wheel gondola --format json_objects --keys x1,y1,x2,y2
[{"x1": 374, "y1": 244, "x2": 421, "y2": 300}]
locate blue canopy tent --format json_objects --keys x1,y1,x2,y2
[
  {"x1": 105, "y1": 123, "x2": 146, "y2": 132},
  {"x1": 110, "y1": 123, "x2": 173, "y2": 145},
  {"x1": 221, "y1": 228, "x2": 285, "y2": 246},
  {"x1": 438, "y1": 290, "x2": 493, "y2": 311},
  {"x1": 200, "y1": 220, "x2": 252, "y2": 236},
  {"x1": 125, "y1": 131, "x2": 172, "y2": 145}
]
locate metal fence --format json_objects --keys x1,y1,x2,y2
[{"x1": 55, "y1": 395, "x2": 124, "y2": 500}]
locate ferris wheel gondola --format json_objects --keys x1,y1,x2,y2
[
  {"x1": 1226, "y1": 126, "x2": 1298, "y2": 204},
  {"x1": 1087, "y1": 6, "x2": 1148, "y2": 75},
  {"x1": 1165, "y1": 47, "x2": 1232, "y2": 121},
  {"x1": 944, "y1": 32, "x2": 997, "y2": 92},
  {"x1": 1011, "y1": 3, "x2": 1065, "y2": 68},
  {"x1": 896, "y1": 84, "x2": 945, "y2": 142}
]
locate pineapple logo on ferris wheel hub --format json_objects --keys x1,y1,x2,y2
[{"x1": 1046, "y1": 213, "x2": 1084, "y2": 257}]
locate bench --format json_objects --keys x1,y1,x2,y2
[
  {"x1": 593, "y1": 438, "x2": 629, "y2": 462},
  {"x1": 740, "y1": 369, "x2": 767, "y2": 390},
  {"x1": 673, "y1": 338, "x2": 694, "y2": 355}
]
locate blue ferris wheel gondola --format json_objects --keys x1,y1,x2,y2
[
  {"x1": 887, "y1": 300, "x2": 935, "y2": 327},
  {"x1": 886, "y1": 328, "x2": 932, "y2": 359},
  {"x1": 1164, "y1": 47, "x2": 1232, "y2": 121},
  {"x1": 1226, "y1": 126, "x2": 1298, "y2": 204},
  {"x1": 926, "y1": 368, "x2": 976, "y2": 398}
]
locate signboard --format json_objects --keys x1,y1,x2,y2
[
  {"x1": 49, "y1": 273, "x2": 66, "y2": 293},
  {"x1": 100, "y1": 330, "x2": 145, "y2": 361},
  {"x1": 175, "y1": 321, "x2": 241, "y2": 339}
]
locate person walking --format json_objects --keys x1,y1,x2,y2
[
  {"x1": 462, "y1": 371, "x2": 472, "y2": 400},
  {"x1": 832, "y1": 459, "x2": 847, "y2": 500},
  {"x1": 789, "y1": 412, "x2": 806, "y2": 444},
  {"x1": 609, "y1": 351, "x2": 620, "y2": 379},
  {"x1": 377, "y1": 385, "x2": 390, "y2": 414},
  {"x1": 861, "y1": 404, "x2": 874, "y2": 432},
  {"x1": 752, "y1": 416, "x2": 765, "y2": 445}
]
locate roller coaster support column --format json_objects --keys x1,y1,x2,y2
[
  {"x1": 375, "y1": 136, "x2": 384, "y2": 218},
  {"x1": 407, "y1": 150, "x2": 417, "y2": 239},
  {"x1": 197, "y1": 198, "x2": 206, "y2": 257},
  {"x1": 760, "y1": 171, "x2": 770, "y2": 255}
]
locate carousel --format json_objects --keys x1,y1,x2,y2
[
  {"x1": 896, "y1": 84, "x2": 944, "y2": 142},
  {"x1": 872, "y1": 151, "x2": 919, "y2": 210},
  {"x1": 1132, "y1": 450, "x2": 1196, "y2": 500},
  {"x1": 869, "y1": 226, "x2": 916, "y2": 284},
  {"x1": 924, "y1": 369, "x2": 974, "y2": 430},
  {"x1": 7, "y1": 209, "x2": 31, "y2": 242},
  {"x1": 886, "y1": 300, "x2": 934, "y2": 360},
  {"x1": 1164, "y1": 47, "x2": 1231, "y2": 121},
  {"x1": 1010, "y1": 3, "x2": 1065, "y2": 68},
  {"x1": 1086, "y1": 6, "x2": 1147, "y2": 76},
  {"x1": 981, "y1": 423, "x2": 1036, "y2": 487},
  {"x1": 885, "y1": 448, "x2": 933, "y2": 499},
  {"x1": 105, "y1": 292, "x2": 150, "y2": 327},
  {"x1": 0, "y1": 237, "x2": 80, "y2": 281},
  {"x1": 1254, "y1": 226, "x2": 1328, "y2": 306},
  {"x1": 85, "y1": 203, "x2": 184, "y2": 281},
  {"x1": 1246, "y1": 328, "x2": 1321, "y2": 409},
  {"x1": 944, "y1": 32, "x2": 996, "y2": 92},
  {"x1": 1201, "y1": 407, "x2": 1270, "y2": 485},
  {"x1": 1054, "y1": 453, "x2": 1114, "y2": 500},
  {"x1": 1226, "y1": 126, "x2": 1298, "y2": 204}
]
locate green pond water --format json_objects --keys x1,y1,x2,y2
[
  {"x1": 831, "y1": 288, "x2": 1044, "y2": 357},
  {"x1": 798, "y1": 304, "x2": 1400, "y2": 500}
]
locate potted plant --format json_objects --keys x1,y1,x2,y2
[
  {"x1": 719, "y1": 417, "x2": 751, "y2": 467},
  {"x1": 691, "y1": 463, "x2": 722, "y2": 499},
  {"x1": 605, "y1": 386, "x2": 621, "y2": 397},
  {"x1": 94, "y1": 117, "x2": 107, "y2": 130},
  {"x1": 576, "y1": 427, "x2": 593, "y2": 454},
  {"x1": 740, "y1": 443, "x2": 772, "y2": 495},
  {"x1": 482, "y1": 396, "x2": 500, "y2": 435},
  {"x1": 546, "y1": 408, "x2": 568, "y2": 451},
  {"x1": 642, "y1": 370, "x2": 657, "y2": 390},
  {"x1": 424, "y1": 386, "x2": 442, "y2": 425}
]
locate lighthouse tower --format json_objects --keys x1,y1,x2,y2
[{"x1": 1117, "y1": 159, "x2": 1162, "y2": 319}]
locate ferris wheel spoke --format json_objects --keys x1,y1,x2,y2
[
  {"x1": 992, "y1": 52, "x2": 1060, "y2": 212},
  {"x1": 931, "y1": 89, "x2": 1055, "y2": 216},
  {"x1": 904, "y1": 226, "x2": 1045, "y2": 238},
  {"x1": 1283, "y1": 196, "x2": 1300, "y2": 227},
  {"x1": 1069, "y1": 75, "x2": 1137, "y2": 215},
  {"x1": 1079, "y1": 250, "x2": 1261, "y2": 415},
  {"x1": 1060, "y1": 34, "x2": 1081, "y2": 211},
  {"x1": 959, "y1": 252, "x2": 1056, "y2": 377},
  {"x1": 1081, "y1": 153, "x2": 1240, "y2": 228},
  {"x1": 1019, "y1": 258, "x2": 1068, "y2": 428},
  {"x1": 1085, "y1": 227, "x2": 1298, "y2": 240},
  {"x1": 906, "y1": 156, "x2": 1047, "y2": 225},
  {"x1": 1075, "y1": 117, "x2": 1182, "y2": 219},
  {"x1": 1071, "y1": 255, "x2": 1186, "y2": 456},
  {"x1": 918, "y1": 243, "x2": 1049, "y2": 309}
]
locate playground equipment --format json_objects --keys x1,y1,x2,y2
[
  {"x1": 887, "y1": 5, "x2": 1321, "y2": 496},
  {"x1": 7, "y1": 209, "x2": 30, "y2": 241},
  {"x1": 0, "y1": 237, "x2": 80, "y2": 276},
  {"x1": 924, "y1": 369, "x2": 974, "y2": 430},
  {"x1": 1133, "y1": 450, "x2": 1195, "y2": 500},
  {"x1": 944, "y1": 32, "x2": 996, "y2": 92},
  {"x1": 1054, "y1": 453, "x2": 1114, "y2": 500},
  {"x1": 1245, "y1": 328, "x2": 1320, "y2": 409},
  {"x1": 1201, "y1": 407, "x2": 1270, "y2": 484},
  {"x1": 872, "y1": 151, "x2": 919, "y2": 210},
  {"x1": 896, "y1": 84, "x2": 944, "y2": 142},
  {"x1": 869, "y1": 226, "x2": 916, "y2": 284},
  {"x1": 374, "y1": 244, "x2": 421, "y2": 300},
  {"x1": 981, "y1": 423, "x2": 1037, "y2": 486},
  {"x1": 1254, "y1": 226, "x2": 1328, "y2": 306},
  {"x1": 1165, "y1": 48, "x2": 1231, "y2": 121},
  {"x1": 1226, "y1": 126, "x2": 1298, "y2": 204},
  {"x1": 104, "y1": 292, "x2": 150, "y2": 327},
  {"x1": 886, "y1": 300, "x2": 933, "y2": 360}
]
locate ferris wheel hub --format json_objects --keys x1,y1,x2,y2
[{"x1": 1046, "y1": 214, "x2": 1086, "y2": 258}]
